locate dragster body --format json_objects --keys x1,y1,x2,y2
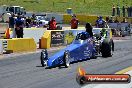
[{"x1": 41, "y1": 32, "x2": 96, "y2": 68}]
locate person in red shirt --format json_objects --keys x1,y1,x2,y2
[
  {"x1": 48, "y1": 17, "x2": 57, "y2": 30},
  {"x1": 70, "y1": 14, "x2": 79, "y2": 29}
]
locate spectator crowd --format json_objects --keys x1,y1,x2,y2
[
  {"x1": 8, "y1": 12, "x2": 131, "y2": 39},
  {"x1": 112, "y1": 5, "x2": 132, "y2": 17}
]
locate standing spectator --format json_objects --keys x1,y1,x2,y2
[
  {"x1": 85, "y1": 22, "x2": 93, "y2": 37},
  {"x1": 106, "y1": 16, "x2": 109, "y2": 23},
  {"x1": 26, "y1": 16, "x2": 31, "y2": 28},
  {"x1": 9, "y1": 13, "x2": 16, "y2": 38},
  {"x1": 26, "y1": 17, "x2": 31, "y2": 28},
  {"x1": 96, "y1": 16, "x2": 106, "y2": 28},
  {"x1": 31, "y1": 14, "x2": 36, "y2": 26},
  {"x1": 126, "y1": 5, "x2": 128, "y2": 17},
  {"x1": 108, "y1": 16, "x2": 114, "y2": 23},
  {"x1": 15, "y1": 13, "x2": 24, "y2": 38},
  {"x1": 127, "y1": 6, "x2": 131, "y2": 17},
  {"x1": 117, "y1": 5, "x2": 120, "y2": 17},
  {"x1": 48, "y1": 17, "x2": 57, "y2": 30},
  {"x1": 121, "y1": 18, "x2": 128, "y2": 23},
  {"x1": 9, "y1": 13, "x2": 15, "y2": 28},
  {"x1": 122, "y1": 5, "x2": 126, "y2": 17},
  {"x1": 112, "y1": 5, "x2": 116, "y2": 16},
  {"x1": 70, "y1": 14, "x2": 79, "y2": 29},
  {"x1": 130, "y1": 6, "x2": 132, "y2": 17}
]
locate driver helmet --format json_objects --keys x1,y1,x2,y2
[{"x1": 101, "y1": 28, "x2": 106, "y2": 33}]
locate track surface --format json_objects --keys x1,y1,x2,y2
[{"x1": 0, "y1": 40, "x2": 132, "y2": 88}]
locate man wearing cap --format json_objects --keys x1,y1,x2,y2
[
  {"x1": 48, "y1": 17, "x2": 57, "y2": 30},
  {"x1": 96, "y1": 16, "x2": 106, "y2": 28},
  {"x1": 70, "y1": 14, "x2": 79, "y2": 29},
  {"x1": 15, "y1": 13, "x2": 24, "y2": 38}
]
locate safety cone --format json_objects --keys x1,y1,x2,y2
[{"x1": 5, "y1": 28, "x2": 10, "y2": 39}]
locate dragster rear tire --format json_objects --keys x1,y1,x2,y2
[
  {"x1": 40, "y1": 51, "x2": 45, "y2": 67},
  {"x1": 101, "y1": 41, "x2": 112, "y2": 57}
]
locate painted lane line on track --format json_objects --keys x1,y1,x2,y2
[
  {"x1": 115, "y1": 66, "x2": 132, "y2": 74},
  {"x1": 0, "y1": 41, "x2": 132, "y2": 88}
]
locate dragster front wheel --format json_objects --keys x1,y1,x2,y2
[
  {"x1": 40, "y1": 49, "x2": 48, "y2": 67},
  {"x1": 63, "y1": 50, "x2": 70, "y2": 68}
]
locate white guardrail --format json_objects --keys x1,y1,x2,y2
[{"x1": 108, "y1": 23, "x2": 129, "y2": 29}]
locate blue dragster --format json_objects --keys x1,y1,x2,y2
[{"x1": 40, "y1": 32, "x2": 96, "y2": 68}]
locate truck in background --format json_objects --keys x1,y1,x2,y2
[{"x1": 0, "y1": 5, "x2": 26, "y2": 22}]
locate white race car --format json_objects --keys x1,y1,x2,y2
[{"x1": 36, "y1": 15, "x2": 49, "y2": 27}]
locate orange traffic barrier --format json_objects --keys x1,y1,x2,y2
[{"x1": 5, "y1": 28, "x2": 10, "y2": 39}]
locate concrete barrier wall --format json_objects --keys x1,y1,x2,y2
[
  {"x1": 114, "y1": 17, "x2": 132, "y2": 23},
  {"x1": 8, "y1": 38, "x2": 36, "y2": 53},
  {"x1": 63, "y1": 14, "x2": 132, "y2": 25},
  {"x1": 0, "y1": 38, "x2": 36, "y2": 53},
  {"x1": 40, "y1": 30, "x2": 64, "y2": 49},
  {"x1": 10, "y1": 28, "x2": 47, "y2": 44},
  {"x1": 63, "y1": 14, "x2": 105, "y2": 25},
  {"x1": 41, "y1": 30, "x2": 51, "y2": 49},
  {"x1": 63, "y1": 27, "x2": 85, "y2": 30},
  {"x1": 40, "y1": 29, "x2": 85, "y2": 49},
  {"x1": 6, "y1": 28, "x2": 47, "y2": 45},
  {"x1": 108, "y1": 23, "x2": 129, "y2": 29},
  {"x1": 10, "y1": 28, "x2": 46, "y2": 44},
  {"x1": 63, "y1": 14, "x2": 108, "y2": 25},
  {"x1": 23, "y1": 28, "x2": 47, "y2": 44},
  {"x1": 63, "y1": 14, "x2": 71, "y2": 24},
  {"x1": 40, "y1": 28, "x2": 113, "y2": 49}
]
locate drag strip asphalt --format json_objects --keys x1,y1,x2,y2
[{"x1": 0, "y1": 40, "x2": 132, "y2": 88}]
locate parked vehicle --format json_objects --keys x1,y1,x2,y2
[
  {"x1": 0, "y1": 5, "x2": 26, "y2": 22},
  {"x1": 35, "y1": 15, "x2": 49, "y2": 27}
]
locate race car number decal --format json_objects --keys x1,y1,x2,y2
[{"x1": 84, "y1": 47, "x2": 91, "y2": 57}]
